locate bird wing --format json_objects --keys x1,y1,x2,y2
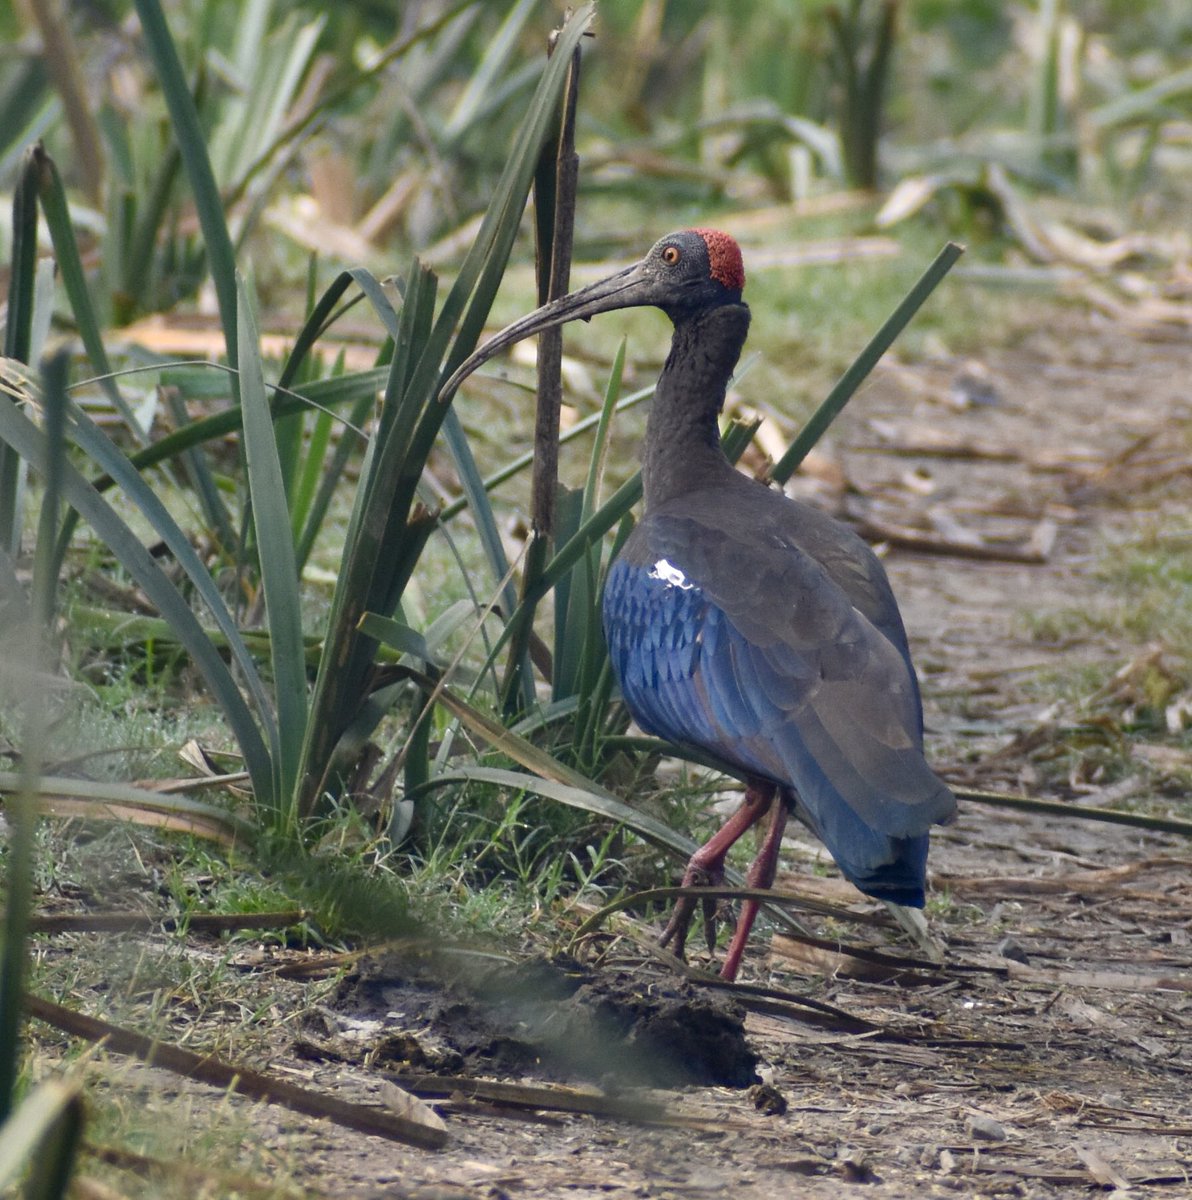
[{"x1": 603, "y1": 498, "x2": 955, "y2": 848}]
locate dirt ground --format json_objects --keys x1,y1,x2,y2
[{"x1": 42, "y1": 308, "x2": 1192, "y2": 1197}]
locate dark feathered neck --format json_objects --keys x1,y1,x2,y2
[{"x1": 642, "y1": 303, "x2": 751, "y2": 509}]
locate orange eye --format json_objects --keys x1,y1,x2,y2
[{"x1": 661, "y1": 245, "x2": 682, "y2": 265}]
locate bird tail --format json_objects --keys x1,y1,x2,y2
[{"x1": 781, "y1": 783, "x2": 932, "y2": 907}]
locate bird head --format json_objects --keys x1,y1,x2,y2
[{"x1": 440, "y1": 229, "x2": 746, "y2": 400}]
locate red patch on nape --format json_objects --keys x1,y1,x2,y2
[{"x1": 691, "y1": 228, "x2": 745, "y2": 292}]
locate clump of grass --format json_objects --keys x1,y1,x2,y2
[
  {"x1": 1021, "y1": 523, "x2": 1192, "y2": 675},
  {"x1": 1098, "y1": 532, "x2": 1192, "y2": 653},
  {"x1": 1002, "y1": 522, "x2": 1192, "y2": 801}
]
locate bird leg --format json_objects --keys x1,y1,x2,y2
[
  {"x1": 659, "y1": 780, "x2": 777, "y2": 966},
  {"x1": 720, "y1": 792, "x2": 788, "y2": 981}
]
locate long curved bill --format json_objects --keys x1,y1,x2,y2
[{"x1": 438, "y1": 258, "x2": 657, "y2": 402}]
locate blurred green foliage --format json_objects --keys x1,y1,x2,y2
[{"x1": 5, "y1": 0, "x2": 1192, "y2": 298}]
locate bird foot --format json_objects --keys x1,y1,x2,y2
[{"x1": 658, "y1": 866, "x2": 725, "y2": 963}]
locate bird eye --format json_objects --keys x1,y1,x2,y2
[{"x1": 661, "y1": 245, "x2": 682, "y2": 265}]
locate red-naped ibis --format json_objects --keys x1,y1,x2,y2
[{"x1": 444, "y1": 230, "x2": 956, "y2": 980}]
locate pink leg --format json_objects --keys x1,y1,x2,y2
[
  {"x1": 720, "y1": 791, "x2": 788, "y2": 981},
  {"x1": 659, "y1": 780, "x2": 777, "y2": 964}
]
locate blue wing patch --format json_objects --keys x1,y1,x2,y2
[
  {"x1": 603, "y1": 556, "x2": 720, "y2": 750},
  {"x1": 602, "y1": 554, "x2": 944, "y2": 906}
]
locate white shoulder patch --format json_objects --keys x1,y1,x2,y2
[{"x1": 648, "y1": 558, "x2": 694, "y2": 590}]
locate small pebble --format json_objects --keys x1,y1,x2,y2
[
  {"x1": 966, "y1": 1114, "x2": 1007, "y2": 1142},
  {"x1": 949, "y1": 360, "x2": 1000, "y2": 408},
  {"x1": 839, "y1": 1157, "x2": 879, "y2": 1184},
  {"x1": 747, "y1": 1082, "x2": 788, "y2": 1116},
  {"x1": 996, "y1": 936, "x2": 1031, "y2": 964}
]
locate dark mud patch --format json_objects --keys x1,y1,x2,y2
[{"x1": 322, "y1": 954, "x2": 759, "y2": 1089}]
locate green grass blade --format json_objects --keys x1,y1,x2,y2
[
  {"x1": 289, "y1": 403, "x2": 333, "y2": 542},
  {"x1": 0, "y1": 689, "x2": 36, "y2": 1127},
  {"x1": 31, "y1": 353, "x2": 67, "y2": 632},
  {"x1": 32, "y1": 146, "x2": 144, "y2": 440},
  {"x1": 276, "y1": 270, "x2": 359, "y2": 391},
  {"x1": 0, "y1": 353, "x2": 69, "y2": 1124},
  {"x1": 580, "y1": 339, "x2": 625, "y2": 522},
  {"x1": 161, "y1": 386, "x2": 237, "y2": 551},
  {"x1": 371, "y1": 261, "x2": 429, "y2": 454},
  {"x1": 401, "y1": 682, "x2": 433, "y2": 835},
  {"x1": 0, "y1": 771, "x2": 254, "y2": 844},
  {"x1": 550, "y1": 486, "x2": 586, "y2": 701},
  {"x1": 0, "y1": 1080, "x2": 83, "y2": 1192},
  {"x1": 122, "y1": 140, "x2": 183, "y2": 315},
  {"x1": 470, "y1": 469, "x2": 644, "y2": 695},
  {"x1": 554, "y1": 341, "x2": 626, "y2": 702},
  {"x1": 535, "y1": 473, "x2": 643, "y2": 598},
  {"x1": 1, "y1": 147, "x2": 39, "y2": 553},
  {"x1": 294, "y1": 389, "x2": 372, "y2": 571},
  {"x1": 4, "y1": 147, "x2": 37, "y2": 364},
  {"x1": 1089, "y1": 62, "x2": 1192, "y2": 132},
  {"x1": 346, "y1": 267, "x2": 402, "y2": 343},
  {"x1": 357, "y1": 613, "x2": 435, "y2": 662},
  {"x1": 440, "y1": 407, "x2": 516, "y2": 615},
  {"x1": 768, "y1": 241, "x2": 964, "y2": 485},
  {"x1": 272, "y1": 402, "x2": 305, "y2": 511},
  {"x1": 237, "y1": 275, "x2": 308, "y2": 822},
  {"x1": 133, "y1": 0, "x2": 240, "y2": 374}
]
